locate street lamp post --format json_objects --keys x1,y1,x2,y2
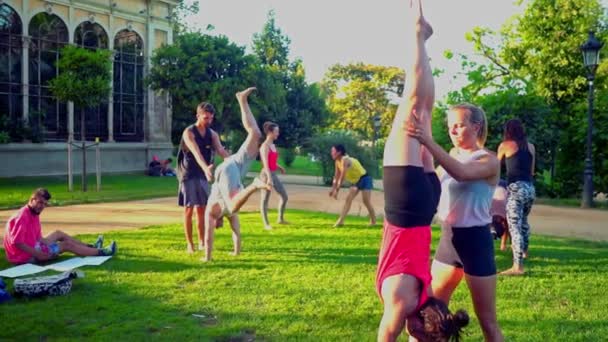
[
  {"x1": 580, "y1": 31, "x2": 603, "y2": 208},
  {"x1": 372, "y1": 114, "x2": 382, "y2": 177}
]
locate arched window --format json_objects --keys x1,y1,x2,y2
[
  {"x1": 0, "y1": 4, "x2": 23, "y2": 131},
  {"x1": 74, "y1": 21, "x2": 109, "y2": 141},
  {"x1": 29, "y1": 12, "x2": 68, "y2": 141},
  {"x1": 113, "y1": 30, "x2": 144, "y2": 142}
]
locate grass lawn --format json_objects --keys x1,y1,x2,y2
[
  {"x1": 0, "y1": 174, "x2": 178, "y2": 210},
  {"x1": 0, "y1": 210, "x2": 606, "y2": 341}
]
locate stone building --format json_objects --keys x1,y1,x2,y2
[{"x1": 0, "y1": 0, "x2": 176, "y2": 177}]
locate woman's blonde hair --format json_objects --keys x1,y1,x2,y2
[{"x1": 450, "y1": 103, "x2": 488, "y2": 147}]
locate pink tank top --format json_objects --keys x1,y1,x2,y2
[{"x1": 268, "y1": 148, "x2": 279, "y2": 172}]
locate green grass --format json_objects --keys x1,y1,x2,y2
[
  {"x1": 0, "y1": 174, "x2": 178, "y2": 210},
  {"x1": 0, "y1": 210, "x2": 606, "y2": 341}
]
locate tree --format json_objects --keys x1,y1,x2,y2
[
  {"x1": 48, "y1": 45, "x2": 112, "y2": 192},
  {"x1": 147, "y1": 32, "x2": 261, "y2": 146},
  {"x1": 251, "y1": 11, "x2": 329, "y2": 151},
  {"x1": 252, "y1": 10, "x2": 291, "y2": 68},
  {"x1": 445, "y1": 0, "x2": 608, "y2": 197},
  {"x1": 322, "y1": 63, "x2": 404, "y2": 140}
]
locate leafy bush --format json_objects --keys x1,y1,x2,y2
[
  {"x1": 0, "y1": 131, "x2": 9, "y2": 144},
  {"x1": 282, "y1": 147, "x2": 296, "y2": 167},
  {"x1": 305, "y1": 130, "x2": 375, "y2": 185},
  {"x1": 0, "y1": 112, "x2": 45, "y2": 143}
]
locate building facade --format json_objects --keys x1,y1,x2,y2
[{"x1": 0, "y1": 0, "x2": 176, "y2": 177}]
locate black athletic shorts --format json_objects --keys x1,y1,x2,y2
[
  {"x1": 434, "y1": 224, "x2": 497, "y2": 277},
  {"x1": 383, "y1": 166, "x2": 440, "y2": 228}
]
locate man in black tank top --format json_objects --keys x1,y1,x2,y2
[{"x1": 177, "y1": 102, "x2": 230, "y2": 254}]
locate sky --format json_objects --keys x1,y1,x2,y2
[{"x1": 183, "y1": 0, "x2": 605, "y2": 99}]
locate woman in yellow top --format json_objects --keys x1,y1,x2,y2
[{"x1": 328, "y1": 144, "x2": 376, "y2": 227}]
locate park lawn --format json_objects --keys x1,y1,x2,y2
[
  {"x1": 0, "y1": 211, "x2": 606, "y2": 341},
  {"x1": 0, "y1": 174, "x2": 178, "y2": 210}
]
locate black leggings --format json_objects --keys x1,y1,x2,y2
[{"x1": 383, "y1": 166, "x2": 440, "y2": 228}]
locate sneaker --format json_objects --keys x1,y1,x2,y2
[
  {"x1": 100, "y1": 241, "x2": 117, "y2": 256},
  {"x1": 94, "y1": 235, "x2": 104, "y2": 249}
]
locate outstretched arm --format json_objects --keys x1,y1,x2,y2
[
  {"x1": 183, "y1": 129, "x2": 213, "y2": 181},
  {"x1": 211, "y1": 130, "x2": 230, "y2": 159},
  {"x1": 408, "y1": 122, "x2": 499, "y2": 182}
]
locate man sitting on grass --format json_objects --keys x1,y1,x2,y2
[{"x1": 3, "y1": 188, "x2": 116, "y2": 265}]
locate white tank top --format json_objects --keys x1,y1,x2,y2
[{"x1": 437, "y1": 149, "x2": 494, "y2": 227}]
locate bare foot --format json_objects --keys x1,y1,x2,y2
[
  {"x1": 187, "y1": 244, "x2": 195, "y2": 254},
  {"x1": 229, "y1": 251, "x2": 240, "y2": 257},
  {"x1": 410, "y1": 0, "x2": 433, "y2": 41},
  {"x1": 333, "y1": 221, "x2": 344, "y2": 228},
  {"x1": 264, "y1": 224, "x2": 273, "y2": 230},
  {"x1": 277, "y1": 220, "x2": 290, "y2": 225},
  {"x1": 201, "y1": 257, "x2": 211, "y2": 262},
  {"x1": 198, "y1": 241, "x2": 204, "y2": 251},
  {"x1": 500, "y1": 244, "x2": 507, "y2": 251},
  {"x1": 499, "y1": 267, "x2": 525, "y2": 276},
  {"x1": 252, "y1": 177, "x2": 272, "y2": 191},
  {"x1": 368, "y1": 221, "x2": 377, "y2": 227},
  {"x1": 236, "y1": 87, "x2": 257, "y2": 101}
]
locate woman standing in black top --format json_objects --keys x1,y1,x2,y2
[{"x1": 497, "y1": 119, "x2": 536, "y2": 276}]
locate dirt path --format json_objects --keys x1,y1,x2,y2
[{"x1": 1, "y1": 183, "x2": 607, "y2": 242}]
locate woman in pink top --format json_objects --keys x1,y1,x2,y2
[{"x1": 259, "y1": 121, "x2": 289, "y2": 230}]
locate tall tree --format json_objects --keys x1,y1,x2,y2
[
  {"x1": 251, "y1": 11, "x2": 328, "y2": 150},
  {"x1": 322, "y1": 63, "x2": 404, "y2": 140},
  {"x1": 49, "y1": 45, "x2": 112, "y2": 191},
  {"x1": 252, "y1": 10, "x2": 291, "y2": 68}
]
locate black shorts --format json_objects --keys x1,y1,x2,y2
[
  {"x1": 434, "y1": 224, "x2": 496, "y2": 277},
  {"x1": 383, "y1": 166, "x2": 440, "y2": 228}
]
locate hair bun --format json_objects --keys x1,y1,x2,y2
[{"x1": 452, "y1": 310, "x2": 470, "y2": 328}]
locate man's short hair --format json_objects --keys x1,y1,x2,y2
[
  {"x1": 31, "y1": 188, "x2": 51, "y2": 201},
  {"x1": 197, "y1": 102, "x2": 216, "y2": 115}
]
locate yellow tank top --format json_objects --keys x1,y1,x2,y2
[{"x1": 337, "y1": 156, "x2": 366, "y2": 184}]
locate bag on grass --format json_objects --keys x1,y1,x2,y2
[
  {"x1": 0, "y1": 277, "x2": 11, "y2": 303},
  {"x1": 13, "y1": 271, "x2": 81, "y2": 298}
]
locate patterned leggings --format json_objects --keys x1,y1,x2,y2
[
  {"x1": 260, "y1": 171, "x2": 288, "y2": 226},
  {"x1": 506, "y1": 181, "x2": 536, "y2": 266}
]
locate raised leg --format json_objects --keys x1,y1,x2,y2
[
  {"x1": 383, "y1": 0, "x2": 435, "y2": 167},
  {"x1": 235, "y1": 87, "x2": 262, "y2": 158}
]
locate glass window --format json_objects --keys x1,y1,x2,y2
[
  {"x1": 0, "y1": 4, "x2": 23, "y2": 131},
  {"x1": 74, "y1": 21, "x2": 109, "y2": 141},
  {"x1": 29, "y1": 12, "x2": 68, "y2": 141},
  {"x1": 113, "y1": 30, "x2": 144, "y2": 142}
]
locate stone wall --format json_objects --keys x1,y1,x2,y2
[{"x1": 0, "y1": 142, "x2": 172, "y2": 177}]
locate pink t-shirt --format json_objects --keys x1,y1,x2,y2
[{"x1": 3, "y1": 206, "x2": 42, "y2": 264}]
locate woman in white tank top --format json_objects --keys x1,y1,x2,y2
[{"x1": 408, "y1": 104, "x2": 504, "y2": 342}]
